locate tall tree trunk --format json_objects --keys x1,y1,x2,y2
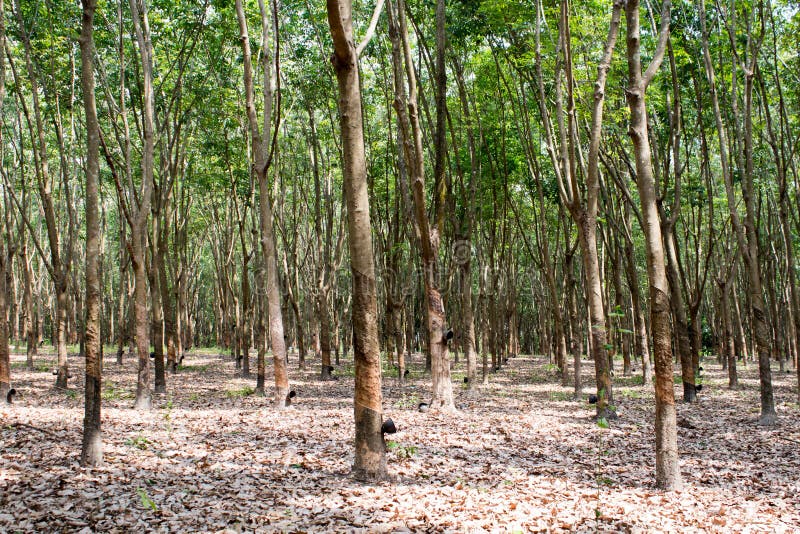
[
  {"x1": 327, "y1": 0, "x2": 388, "y2": 481},
  {"x1": 699, "y1": 0, "x2": 775, "y2": 424},
  {"x1": 624, "y1": 0, "x2": 680, "y2": 490},
  {"x1": 20, "y1": 244, "x2": 36, "y2": 370},
  {"x1": 235, "y1": 0, "x2": 289, "y2": 408},
  {"x1": 0, "y1": 242, "x2": 7, "y2": 402},
  {"x1": 535, "y1": 0, "x2": 621, "y2": 418},
  {"x1": 150, "y1": 214, "x2": 166, "y2": 394},
  {"x1": 756, "y1": 59, "x2": 800, "y2": 403},
  {"x1": 564, "y1": 239, "x2": 583, "y2": 398},
  {"x1": 664, "y1": 232, "x2": 695, "y2": 401},
  {"x1": 129, "y1": 0, "x2": 155, "y2": 410},
  {"x1": 388, "y1": 0, "x2": 455, "y2": 411},
  {"x1": 79, "y1": 0, "x2": 103, "y2": 466},
  {"x1": 12, "y1": 0, "x2": 71, "y2": 389}
]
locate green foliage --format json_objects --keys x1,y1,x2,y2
[
  {"x1": 136, "y1": 488, "x2": 158, "y2": 512},
  {"x1": 177, "y1": 364, "x2": 209, "y2": 373},
  {"x1": 618, "y1": 388, "x2": 642, "y2": 400},
  {"x1": 395, "y1": 392, "x2": 421, "y2": 409},
  {"x1": 548, "y1": 391, "x2": 572, "y2": 402},
  {"x1": 225, "y1": 386, "x2": 255, "y2": 398},
  {"x1": 103, "y1": 382, "x2": 134, "y2": 401},
  {"x1": 386, "y1": 440, "x2": 418, "y2": 459},
  {"x1": 126, "y1": 434, "x2": 151, "y2": 450}
]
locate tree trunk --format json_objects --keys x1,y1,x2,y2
[
  {"x1": 388, "y1": 0, "x2": 454, "y2": 411},
  {"x1": 129, "y1": 0, "x2": 155, "y2": 410},
  {"x1": 235, "y1": 0, "x2": 289, "y2": 408},
  {"x1": 624, "y1": 0, "x2": 680, "y2": 490},
  {"x1": 327, "y1": 0, "x2": 388, "y2": 481},
  {"x1": 20, "y1": 244, "x2": 36, "y2": 370},
  {"x1": 150, "y1": 216, "x2": 166, "y2": 394},
  {"x1": 79, "y1": 0, "x2": 103, "y2": 466},
  {"x1": 720, "y1": 277, "x2": 739, "y2": 388},
  {"x1": 699, "y1": 0, "x2": 775, "y2": 424},
  {"x1": 564, "y1": 242, "x2": 582, "y2": 398},
  {"x1": 0, "y1": 245, "x2": 8, "y2": 402},
  {"x1": 664, "y1": 232, "x2": 695, "y2": 402}
]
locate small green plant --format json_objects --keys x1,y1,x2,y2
[
  {"x1": 126, "y1": 434, "x2": 151, "y2": 450},
  {"x1": 395, "y1": 392, "x2": 421, "y2": 409},
  {"x1": 617, "y1": 374, "x2": 644, "y2": 386},
  {"x1": 102, "y1": 381, "x2": 133, "y2": 401},
  {"x1": 177, "y1": 364, "x2": 208, "y2": 373},
  {"x1": 136, "y1": 488, "x2": 157, "y2": 512},
  {"x1": 225, "y1": 385, "x2": 255, "y2": 398},
  {"x1": 548, "y1": 391, "x2": 571, "y2": 402},
  {"x1": 543, "y1": 363, "x2": 560, "y2": 372},
  {"x1": 188, "y1": 393, "x2": 200, "y2": 402},
  {"x1": 162, "y1": 396, "x2": 174, "y2": 435},
  {"x1": 619, "y1": 388, "x2": 641, "y2": 400},
  {"x1": 65, "y1": 389, "x2": 78, "y2": 399},
  {"x1": 386, "y1": 440, "x2": 418, "y2": 459},
  {"x1": 11, "y1": 362, "x2": 51, "y2": 373}
]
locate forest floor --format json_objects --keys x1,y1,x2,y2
[{"x1": 1, "y1": 347, "x2": 799, "y2": 533}]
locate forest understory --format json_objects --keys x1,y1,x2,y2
[{"x1": 2, "y1": 349, "x2": 799, "y2": 533}]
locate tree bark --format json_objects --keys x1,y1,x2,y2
[
  {"x1": 235, "y1": 0, "x2": 289, "y2": 408},
  {"x1": 128, "y1": 0, "x2": 155, "y2": 410},
  {"x1": 624, "y1": 0, "x2": 680, "y2": 490},
  {"x1": 388, "y1": 0, "x2": 455, "y2": 411},
  {"x1": 79, "y1": 0, "x2": 103, "y2": 466},
  {"x1": 327, "y1": 0, "x2": 389, "y2": 481},
  {"x1": 699, "y1": 0, "x2": 775, "y2": 424}
]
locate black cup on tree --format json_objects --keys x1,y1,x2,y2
[{"x1": 381, "y1": 418, "x2": 397, "y2": 434}]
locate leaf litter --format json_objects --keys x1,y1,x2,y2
[{"x1": 1, "y1": 349, "x2": 799, "y2": 532}]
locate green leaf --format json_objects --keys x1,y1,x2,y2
[{"x1": 137, "y1": 488, "x2": 157, "y2": 512}]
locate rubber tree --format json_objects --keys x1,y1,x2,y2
[
  {"x1": 699, "y1": 0, "x2": 776, "y2": 425},
  {"x1": 387, "y1": 0, "x2": 455, "y2": 411},
  {"x1": 623, "y1": 0, "x2": 681, "y2": 490},
  {"x1": 534, "y1": 0, "x2": 623, "y2": 419},
  {"x1": 235, "y1": 0, "x2": 289, "y2": 408},
  {"x1": 326, "y1": 0, "x2": 389, "y2": 480},
  {"x1": 79, "y1": 0, "x2": 103, "y2": 466}
]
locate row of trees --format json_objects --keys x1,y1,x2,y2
[{"x1": 1, "y1": 0, "x2": 799, "y2": 489}]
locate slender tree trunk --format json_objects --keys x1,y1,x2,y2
[
  {"x1": 535, "y1": 0, "x2": 621, "y2": 418},
  {"x1": 235, "y1": 0, "x2": 289, "y2": 408},
  {"x1": 79, "y1": 0, "x2": 102, "y2": 466},
  {"x1": 388, "y1": 0, "x2": 455, "y2": 411},
  {"x1": 158, "y1": 212, "x2": 177, "y2": 375},
  {"x1": 150, "y1": 216, "x2": 166, "y2": 394},
  {"x1": 460, "y1": 261, "x2": 477, "y2": 389},
  {"x1": 564, "y1": 243, "x2": 582, "y2": 398},
  {"x1": 12, "y1": 0, "x2": 71, "y2": 389},
  {"x1": 624, "y1": 0, "x2": 680, "y2": 490},
  {"x1": 756, "y1": 60, "x2": 800, "y2": 402},
  {"x1": 719, "y1": 277, "x2": 738, "y2": 387},
  {"x1": 129, "y1": 0, "x2": 155, "y2": 410},
  {"x1": 0, "y1": 247, "x2": 7, "y2": 401},
  {"x1": 664, "y1": 232, "x2": 695, "y2": 402},
  {"x1": 20, "y1": 245, "x2": 36, "y2": 369},
  {"x1": 327, "y1": 0, "x2": 388, "y2": 481},
  {"x1": 699, "y1": 0, "x2": 775, "y2": 424}
]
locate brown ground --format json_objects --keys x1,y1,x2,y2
[{"x1": 1, "y1": 347, "x2": 799, "y2": 532}]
